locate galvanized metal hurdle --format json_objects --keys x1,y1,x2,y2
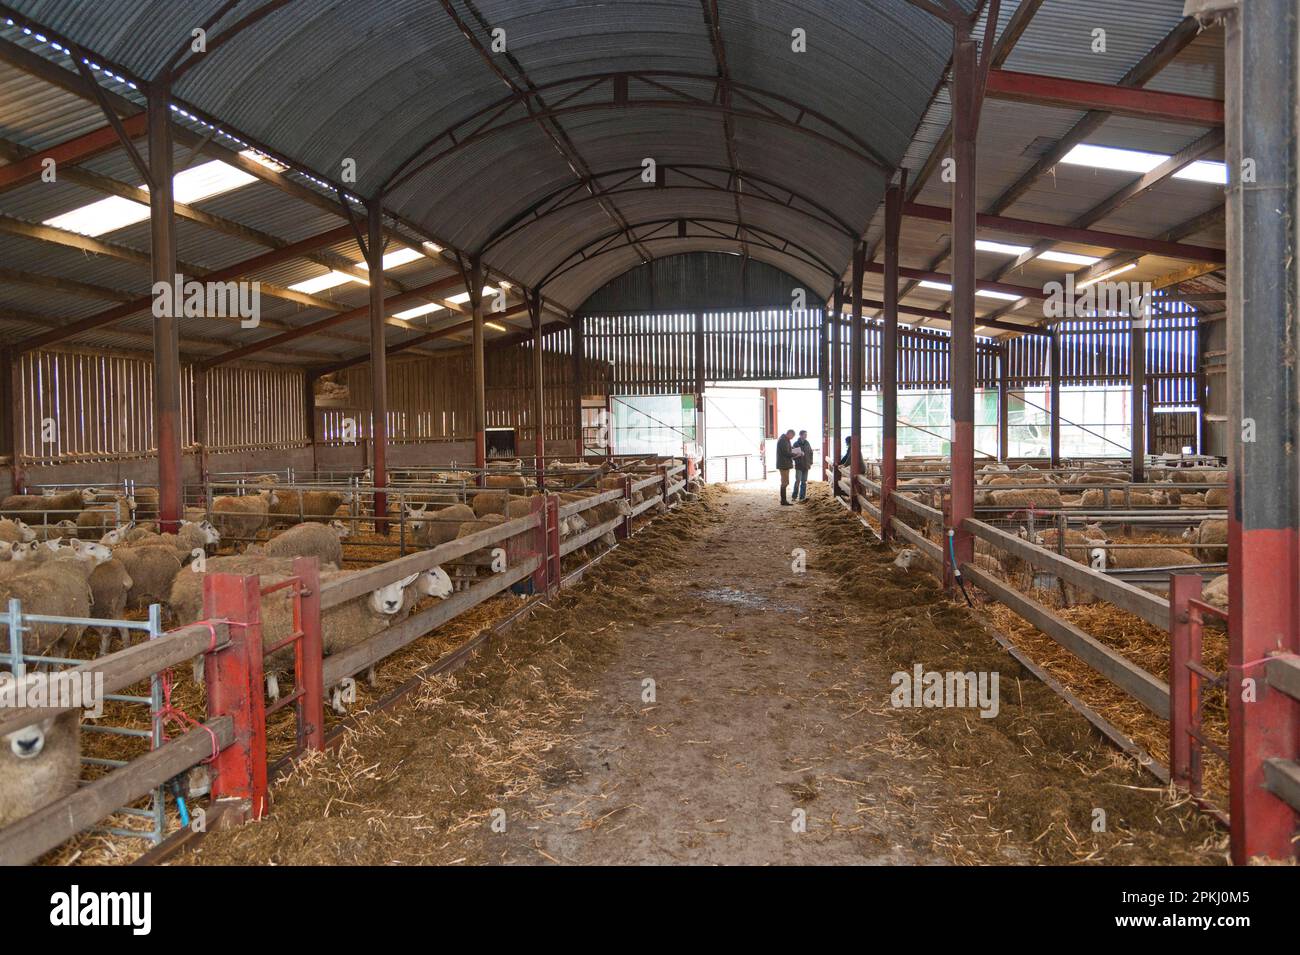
[{"x1": 3, "y1": 600, "x2": 170, "y2": 846}]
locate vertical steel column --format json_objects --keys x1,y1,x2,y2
[
  {"x1": 193, "y1": 366, "x2": 209, "y2": 487},
  {"x1": 1223, "y1": 0, "x2": 1300, "y2": 864},
  {"x1": 468, "y1": 258, "x2": 486, "y2": 478},
  {"x1": 366, "y1": 201, "x2": 389, "y2": 532},
  {"x1": 830, "y1": 284, "x2": 844, "y2": 496},
  {"x1": 997, "y1": 342, "x2": 1010, "y2": 462},
  {"x1": 882, "y1": 177, "x2": 904, "y2": 539},
  {"x1": 819, "y1": 301, "x2": 830, "y2": 483},
  {"x1": 303, "y1": 370, "x2": 318, "y2": 476},
  {"x1": 0, "y1": 347, "x2": 19, "y2": 491},
  {"x1": 148, "y1": 83, "x2": 182, "y2": 533},
  {"x1": 1130, "y1": 321, "x2": 1146, "y2": 481},
  {"x1": 529, "y1": 290, "x2": 545, "y2": 486},
  {"x1": 571, "y1": 314, "x2": 585, "y2": 459},
  {"x1": 947, "y1": 27, "x2": 979, "y2": 587},
  {"x1": 849, "y1": 243, "x2": 865, "y2": 512},
  {"x1": 1195, "y1": 320, "x2": 1208, "y2": 454},
  {"x1": 694, "y1": 310, "x2": 705, "y2": 478},
  {"x1": 1049, "y1": 328, "x2": 1061, "y2": 468}
]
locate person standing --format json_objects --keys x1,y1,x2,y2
[
  {"x1": 792, "y1": 429, "x2": 814, "y2": 502},
  {"x1": 775, "y1": 428, "x2": 796, "y2": 506}
]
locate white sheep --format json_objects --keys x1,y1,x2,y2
[
  {"x1": 263, "y1": 521, "x2": 348, "y2": 567},
  {"x1": 0, "y1": 519, "x2": 36, "y2": 544},
  {"x1": 0, "y1": 706, "x2": 81, "y2": 829}
]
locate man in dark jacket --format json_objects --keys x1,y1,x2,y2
[
  {"x1": 792, "y1": 430, "x2": 814, "y2": 502},
  {"x1": 775, "y1": 429, "x2": 796, "y2": 505}
]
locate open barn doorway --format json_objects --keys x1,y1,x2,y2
[{"x1": 703, "y1": 380, "x2": 823, "y2": 484}]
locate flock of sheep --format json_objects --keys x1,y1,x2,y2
[
  {"x1": 0, "y1": 460, "x2": 696, "y2": 837},
  {"x1": 889, "y1": 460, "x2": 1231, "y2": 606}
]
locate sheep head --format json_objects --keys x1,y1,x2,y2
[
  {"x1": 329, "y1": 520, "x2": 351, "y2": 539},
  {"x1": 369, "y1": 573, "x2": 420, "y2": 614},
  {"x1": 100, "y1": 522, "x2": 134, "y2": 547},
  {"x1": 198, "y1": 521, "x2": 221, "y2": 545},
  {"x1": 80, "y1": 487, "x2": 99, "y2": 504},
  {"x1": 416, "y1": 567, "x2": 453, "y2": 599},
  {"x1": 13, "y1": 520, "x2": 36, "y2": 542}
]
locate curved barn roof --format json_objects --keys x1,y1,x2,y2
[{"x1": 3, "y1": 0, "x2": 971, "y2": 305}]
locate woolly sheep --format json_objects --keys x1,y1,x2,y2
[
  {"x1": 470, "y1": 489, "x2": 511, "y2": 517},
  {"x1": 987, "y1": 488, "x2": 1063, "y2": 509},
  {"x1": 90, "y1": 558, "x2": 134, "y2": 655},
  {"x1": 1079, "y1": 488, "x2": 1164, "y2": 508},
  {"x1": 0, "y1": 707, "x2": 81, "y2": 829},
  {"x1": 1205, "y1": 487, "x2": 1227, "y2": 508},
  {"x1": 211, "y1": 490, "x2": 279, "y2": 544},
  {"x1": 114, "y1": 545, "x2": 183, "y2": 610},
  {"x1": 268, "y1": 489, "x2": 347, "y2": 526},
  {"x1": 264, "y1": 521, "x2": 348, "y2": 567},
  {"x1": 1103, "y1": 545, "x2": 1199, "y2": 570},
  {"x1": 1181, "y1": 518, "x2": 1227, "y2": 563},
  {"x1": 76, "y1": 506, "x2": 121, "y2": 541},
  {"x1": 407, "y1": 502, "x2": 475, "y2": 549},
  {"x1": 1201, "y1": 574, "x2": 1228, "y2": 612},
  {"x1": 120, "y1": 521, "x2": 219, "y2": 565}
]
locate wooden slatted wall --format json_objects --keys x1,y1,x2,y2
[{"x1": 14, "y1": 348, "x2": 306, "y2": 465}]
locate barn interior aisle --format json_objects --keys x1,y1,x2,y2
[{"x1": 180, "y1": 484, "x2": 1218, "y2": 866}]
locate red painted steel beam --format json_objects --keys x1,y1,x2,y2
[
  {"x1": 13, "y1": 224, "x2": 356, "y2": 354},
  {"x1": 0, "y1": 113, "x2": 148, "y2": 192},
  {"x1": 985, "y1": 69, "x2": 1224, "y2": 126},
  {"x1": 904, "y1": 202, "x2": 1223, "y2": 264},
  {"x1": 200, "y1": 273, "x2": 466, "y2": 368}
]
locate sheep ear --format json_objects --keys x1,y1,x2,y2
[{"x1": 399, "y1": 573, "x2": 419, "y2": 587}]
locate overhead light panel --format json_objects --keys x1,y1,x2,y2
[
  {"x1": 1038, "y1": 250, "x2": 1102, "y2": 266},
  {"x1": 44, "y1": 159, "x2": 257, "y2": 237},
  {"x1": 1061, "y1": 143, "x2": 1226, "y2": 185},
  {"x1": 976, "y1": 239, "x2": 1031, "y2": 256},
  {"x1": 394, "y1": 302, "x2": 444, "y2": 320}
]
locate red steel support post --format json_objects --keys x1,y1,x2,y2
[
  {"x1": 997, "y1": 342, "x2": 1010, "y2": 462},
  {"x1": 203, "y1": 573, "x2": 268, "y2": 821},
  {"x1": 367, "y1": 200, "x2": 390, "y2": 533},
  {"x1": 849, "y1": 244, "x2": 865, "y2": 512},
  {"x1": 1130, "y1": 320, "x2": 1146, "y2": 482},
  {"x1": 0, "y1": 347, "x2": 19, "y2": 491},
  {"x1": 694, "y1": 310, "x2": 705, "y2": 480},
  {"x1": 1223, "y1": 0, "x2": 1300, "y2": 864},
  {"x1": 830, "y1": 284, "x2": 843, "y2": 497},
  {"x1": 530, "y1": 290, "x2": 546, "y2": 489},
  {"x1": 572, "y1": 313, "x2": 586, "y2": 460},
  {"x1": 819, "y1": 300, "x2": 829, "y2": 484},
  {"x1": 468, "y1": 258, "x2": 486, "y2": 483},
  {"x1": 1049, "y1": 328, "x2": 1061, "y2": 469},
  {"x1": 946, "y1": 26, "x2": 979, "y2": 589},
  {"x1": 292, "y1": 556, "x2": 325, "y2": 753},
  {"x1": 882, "y1": 174, "x2": 904, "y2": 541},
  {"x1": 149, "y1": 82, "x2": 183, "y2": 533}
]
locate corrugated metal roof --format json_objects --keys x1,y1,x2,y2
[
  {"x1": 0, "y1": 0, "x2": 1223, "y2": 355},
  {"x1": 578, "y1": 251, "x2": 810, "y2": 313}
]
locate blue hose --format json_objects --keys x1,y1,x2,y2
[{"x1": 947, "y1": 529, "x2": 974, "y2": 607}]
